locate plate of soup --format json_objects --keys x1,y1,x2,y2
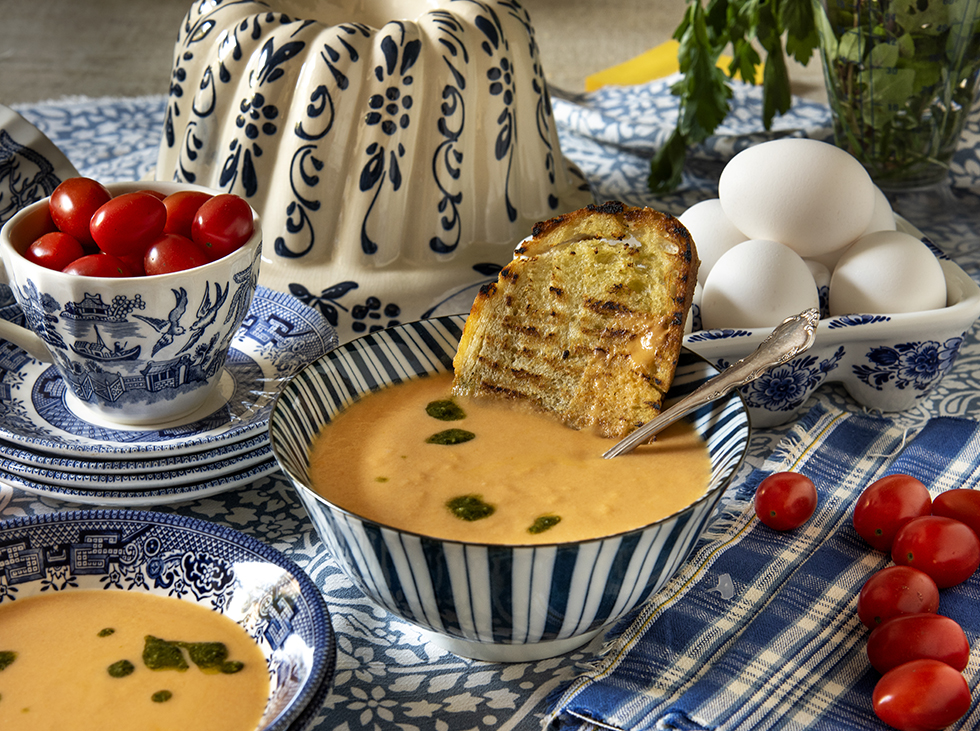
[
  {"x1": 0, "y1": 510, "x2": 335, "y2": 730},
  {"x1": 270, "y1": 315, "x2": 750, "y2": 662}
]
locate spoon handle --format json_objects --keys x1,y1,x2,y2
[{"x1": 602, "y1": 307, "x2": 820, "y2": 459}]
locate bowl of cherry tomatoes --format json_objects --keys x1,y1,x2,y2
[{"x1": 0, "y1": 178, "x2": 262, "y2": 427}]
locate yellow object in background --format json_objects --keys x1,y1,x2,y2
[{"x1": 584, "y1": 39, "x2": 763, "y2": 91}]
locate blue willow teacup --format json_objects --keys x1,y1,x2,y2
[{"x1": 0, "y1": 182, "x2": 261, "y2": 427}]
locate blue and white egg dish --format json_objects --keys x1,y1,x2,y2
[
  {"x1": 270, "y1": 316, "x2": 750, "y2": 662},
  {"x1": 684, "y1": 221, "x2": 980, "y2": 427},
  {"x1": 0, "y1": 509, "x2": 336, "y2": 731}
]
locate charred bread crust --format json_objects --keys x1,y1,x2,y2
[{"x1": 452, "y1": 201, "x2": 699, "y2": 439}]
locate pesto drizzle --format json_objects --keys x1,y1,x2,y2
[
  {"x1": 447, "y1": 494, "x2": 495, "y2": 521},
  {"x1": 97, "y1": 627, "x2": 115, "y2": 638},
  {"x1": 528, "y1": 515, "x2": 562, "y2": 535},
  {"x1": 142, "y1": 636, "x2": 244, "y2": 675},
  {"x1": 0, "y1": 650, "x2": 15, "y2": 671},
  {"x1": 151, "y1": 690, "x2": 173, "y2": 703},
  {"x1": 426, "y1": 428, "x2": 475, "y2": 445},
  {"x1": 426, "y1": 399, "x2": 466, "y2": 421},
  {"x1": 107, "y1": 659, "x2": 135, "y2": 678}
]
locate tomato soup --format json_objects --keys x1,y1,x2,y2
[
  {"x1": 308, "y1": 372, "x2": 711, "y2": 543},
  {"x1": 0, "y1": 590, "x2": 269, "y2": 731}
]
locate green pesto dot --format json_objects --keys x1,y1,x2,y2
[
  {"x1": 151, "y1": 690, "x2": 173, "y2": 703},
  {"x1": 108, "y1": 659, "x2": 135, "y2": 678},
  {"x1": 0, "y1": 651, "x2": 16, "y2": 671},
  {"x1": 528, "y1": 515, "x2": 562, "y2": 535},
  {"x1": 143, "y1": 636, "x2": 188, "y2": 671},
  {"x1": 446, "y1": 494, "x2": 495, "y2": 521},
  {"x1": 425, "y1": 399, "x2": 466, "y2": 421},
  {"x1": 220, "y1": 660, "x2": 244, "y2": 674},
  {"x1": 375, "y1": 476, "x2": 389, "y2": 483},
  {"x1": 426, "y1": 428, "x2": 475, "y2": 445},
  {"x1": 97, "y1": 628, "x2": 115, "y2": 638}
]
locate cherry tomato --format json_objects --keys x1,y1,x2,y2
[
  {"x1": 144, "y1": 233, "x2": 211, "y2": 275},
  {"x1": 754, "y1": 472, "x2": 818, "y2": 530},
  {"x1": 867, "y1": 613, "x2": 970, "y2": 674},
  {"x1": 48, "y1": 177, "x2": 111, "y2": 246},
  {"x1": 89, "y1": 192, "x2": 167, "y2": 257},
  {"x1": 135, "y1": 188, "x2": 167, "y2": 200},
  {"x1": 191, "y1": 194, "x2": 254, "y2": 261},
  {"x1": 61, "y1": 253, "x2": 132, "y2": 277},
  {"x1": 24, "y1": 232, "x2": 85, "y2": 271},
  {"x1": 891, "y1": 515, "x2": 980, "y2": 588},
  {"x1": 932, "y1": 489, "x2": 980, "y2": 540},
  {"x1": 857, "y1": 565, "x2": 939, "y2": 629},
  {"x1": 162, "y1": 190, "x2": 212, "y2": 239},
  {"x1": 872, "y1": 659, "x2": 970, "y2": 731},
  {"x1": 853, "y1": 474, "x2": 932, "y2": 551}
]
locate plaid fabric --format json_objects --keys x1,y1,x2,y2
[{"x1": 547, "y1": 404, "x2": 980, "y2": 730}]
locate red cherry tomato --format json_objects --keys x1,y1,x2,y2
[
  {"x1": 853, "y1": 474, "x2": 932, "y2": 551},
  {"x1": 932, "y1": 489, "x2": 980, "y2": 540},
  {"x1": 872, "y1": 659, "x2": 970, "y2": 731},
  {"x1": 867, "y1": 613, "x2": 970, "y2": 674},
  {"x1": 191, "y1": 194, "x2": 254, "y2": 261},
  {"x1": 144, "y1": 233, "x2": 211, "y2": 275},
  {"x1": 61, "y1": 253, "x2": 132, "y2": 277},
  {"x1": 24, "y1": 232, "x2": 85, "y2": 271},
  {"x1": 754, "y1": 472, "x2": 818, "y2": 531},
  {"x1": 891, "y1": 515, "x2": 980, "y2": 588},
  {"x1": 857, "y1": 565, "x2": 940, "y2": 629},
  {"x1": 48, "y1": 177, "x2": 111, "y2": 246},
  {"x1": 89, "y1": 192, "x2": 167, "y2": 257},
  {"x1": 135, "y1": 188, "x2": 167, "y2": 200},
  {"x1": 162, "y1": 190, "x2": 213, "y2": 239}
]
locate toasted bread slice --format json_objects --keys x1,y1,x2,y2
[{"x1": 451, "y1": 201, "x2": 699, "y2": 438}]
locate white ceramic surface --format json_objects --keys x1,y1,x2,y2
[
  {"x1": 683, "y1": 220, "x2": 980, "y2": 426},
  {"x1": 270, "y1": 316, "x2": 750, "y2": 662},
  {"x1": 156, "y1": 0, "x2": 594, "y2": 343}
]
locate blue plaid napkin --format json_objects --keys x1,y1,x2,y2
[{"x1": 546, "y1": 404, "x2": 980, "y2": 731}]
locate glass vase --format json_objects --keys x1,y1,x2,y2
[{"x1": 813, "y1": 0, "x2": 980, "y2": 189}]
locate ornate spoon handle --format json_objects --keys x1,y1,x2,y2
[{"x1": 603, "y1": 307, "x2": 820, "y2": 459}]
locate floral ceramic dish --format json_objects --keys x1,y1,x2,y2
[
  {"x1": 683, "y1": 221, "x2": 980, "y2": 426},
  {"x1": 0, "y1": 509, "x2": 336, "y2": 731}
]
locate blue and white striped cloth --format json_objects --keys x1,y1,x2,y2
[{"x1": 546, "y1": 404, "x2": 980, "y2": 730}]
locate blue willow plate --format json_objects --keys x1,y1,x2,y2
[
  {"x1": 0, "y1": 287, "x2": 337, "y2": 458},
  {"x1": 0, "y1": 509, "x2": 336, "y2": 731}
]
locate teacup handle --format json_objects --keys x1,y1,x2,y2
[
  {"x1": 0, "y1": 316, "x2": 52, "y2": 362},
  {"x1": 0, "y1": 261, "x2": 53, "y2": 362}
]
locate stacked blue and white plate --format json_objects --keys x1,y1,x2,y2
[{"x1": 0, "y1": 286, "x2": 337, "y2": 505}]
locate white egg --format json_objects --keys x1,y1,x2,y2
[
  {"x1": 686, "y1": 281, "x2": 703, "y2": 334},
  {"x1": 701, "y1": 239, "x2": 820, "y2": 330},
  {"x1": 678, "y1": 199, "x2": 748, "y2": 286},
  {"x1": 829, "y1": 230, "x2": 947, "y2": 315},
  {"x1": 718, "y1": 138, "x2": 876, "y2": 258},
  {"x1": 806, "y1": 185, "x2": 897, "y2": 272},
  {"x1": 861, "y1": 185, "x2": 897, "y2": 236}
]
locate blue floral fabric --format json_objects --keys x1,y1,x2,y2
[{"x1": 7, "y1": 76, "x2": 980, "y2": 731}]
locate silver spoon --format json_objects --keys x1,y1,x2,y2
[{"x1": 603, "y1": 307, "x2": 820, "y2": 459}]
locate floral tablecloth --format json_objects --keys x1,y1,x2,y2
[{"x1": 6, "y1": 76, "x2": 980, "y2": 731}]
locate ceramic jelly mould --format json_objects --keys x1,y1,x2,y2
[
  {"x1": 683, "y1": 222, "x2": 980, "y2": 427},
  {"x1": 156, "y1": 0, "x2": 593, "y2": 342}
]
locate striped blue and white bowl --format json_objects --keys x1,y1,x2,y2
[{"x1": 270, "y1": 316, "x2": 750, "y2": 662}]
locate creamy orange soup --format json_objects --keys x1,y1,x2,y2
[
  {"x1": 0, "y1": 590, "x2": 269, "y2": 731},
  {"x1": 309, "y1": 372, "x2": 711, "y2": 543}
]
